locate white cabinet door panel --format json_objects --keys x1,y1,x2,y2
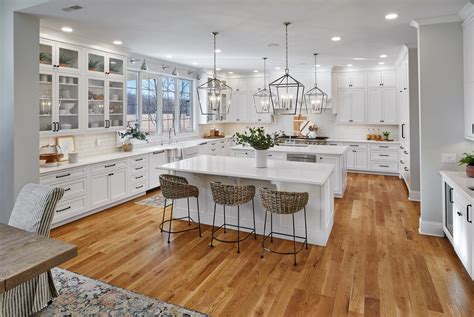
[
  {"x1": 337, "y1": 73, "x2": 351, "y2": 88},
  {"x1": 91, "y1": 173, "x2": 109, "y2": 208},
  {"x1": 382, "y1": 70, "x2": 397, "y2": 87},
  {"x1": 354, "y1": 150, "x2": 368, "y2": 170},
  {"x1": 350, "y1": 89, "x2": 366, "y2": 123},
  {"x1": 367, "y1": 88, "x2": 382, "y2": 123},
  {"x1": 368, "y1": 72, "x2": 382, "y2": 88},
  {"x1": 382, "y1": 87, "x2": 398, "y2": 123},
  {"x1": 337, "y1": 89, "x2": 351, "y2": 122},
  {"x1": 110, "y1": 169, "x2": 128, "y2": 201},
  {"x1": 350, "y1": 72, "x2": 365, "y2": 88},
  {"x1": 318, "y1": 155, "x2": 341, "y2": 194}
]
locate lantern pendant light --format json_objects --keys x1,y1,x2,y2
[
  {"x1": 197, "y1": 32, "x2": 232, "y2": 116},
  {"x1": 305, "y1": 53, "x2": 328, "y2": 114},
  {"x1": 253, "y1": 57, "x2": 273, "y2": 114},
  {"x1": 269, "y1": 22, "x2": 306, "y2": 115}
]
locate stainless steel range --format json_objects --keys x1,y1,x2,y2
[{"x1": 276, "y1": 136, "x2": 329, "y2": 146}]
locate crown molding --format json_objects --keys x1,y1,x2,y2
[
  {"x1": 410, "y1": 14, "x2": 462, "y2": 29},
  {"x1": 459, "y1": 2, "x2": 474, "y2": 21}
]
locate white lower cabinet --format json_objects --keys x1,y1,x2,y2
[
  {"x1": 317, "y1": 155, "x2": 343, "y2": 196},
  {"x1": 90, "y1": 167, "x2": 128, "y2": 208},
  {"x1": 149, "y1": 150, "x2": 168, "y2": 188},
  {"x1": 346, "y1": 145, "x2": 368, "y2": 170},
  {"x1": 441, "y1": 172, "x2": 473, "y2": 279}
]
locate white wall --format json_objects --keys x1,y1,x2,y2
[
  {"x1": 416, "y1": 21, "x2": 472, "y2": 236},
  {"x1": 1, "y1": 1, "x2": 46, "y2": 223}
]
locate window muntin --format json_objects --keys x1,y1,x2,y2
[
  {"x1": 179, "y1": 79, "x2": 193, "y2": 132},
  {"x1": 141, "y1": 74, "x2": 159, "y2": 134},
  {"x1": 126, "y1": 71, "x2": 138, "y2": 124},
  {"x1": 162, "y1": 77, "x2": 176, "y2": 133}
]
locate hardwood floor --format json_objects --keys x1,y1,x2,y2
[{"x1": 51, "y1": 173, "x2": 474, "y2": 316}]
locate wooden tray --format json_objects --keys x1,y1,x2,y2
[{"x1": 203, "y1": 135, "x2": 226, "y2": 139}]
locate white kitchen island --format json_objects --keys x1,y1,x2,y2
[{"x1": 160, "y1": 155, "x2": 335, "y2": 246}]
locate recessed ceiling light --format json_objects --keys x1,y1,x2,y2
[
  {"x1": 385, "y1": 13, "x2": 398, "y2": 20},
  {"x1": 347, "y1": 64, "x2": 353, "y2": 67},
  {"x1": 166, "y1": 55, "x2": 173, "y2": 58},
  {"x1": 216, "y1": 68, "x2": 221, "y2": 71},
  {"x1": 253, "y1": 70, "x2": 259, "y2": 73},
  {"x1": 379, "y1": 54, "x2": 387, "y2": 58},
  {"x1": 353, "y1": 57, "x2": 366, "y2": 61},
  {"x1": 267, "y1": 43, "x2": 280, "y2": 47},
  {"x1": 192, "y1": 62, "x2": 198, "y2": 65},
  {"x1": 379, "y1": 62, "x2": 385, "y2": 65},
  {"x1": 275, "y1": 67, "x2": 281, "y2": 70},
  {"x1": 61, "y1": 26, "x2": 73, "y2": 33},
  {"x1": 214, "y1": 49, "x2": 222, "y2": 53},
  {"x1": 331, "y1": 36, "x2": 341, "y2": 41},
  {"x1": 113, "y1": 40, "x2": 122, "y2": 45},
  {"x1": 228, "y1": 71, "x2": 234, "y2": 74},
  {"x1": 316, "y1": 64, "x2": 321, "y2": 67}
]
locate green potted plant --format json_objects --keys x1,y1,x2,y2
[
  {"x1": 234, "y1": 127, "x2": 274, "y2": 168},
  {"x1": 39, "y1": 52, "x2": 52, "y2": 64},
  {"x1": 59, "y1": 53, "x2": 74, "y2": 67},
  {"x1": 88, "y1": 59, "x2": 101, "y2": 71},
  {"x1": 382, "y1": 131, "x2": 391, "y2": 141},
  {"x1": 119, "y1": 122, "x2": 149, "y2": 152},
  {"x1": 459, "y1": 152, "x2": 474, "y2": 177}
]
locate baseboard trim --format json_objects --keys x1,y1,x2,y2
[
  {"x1": 419, "y1": 219, "x2": 444, "y2": 237},
  {"x1": 409, "y1": 190, "x2": 420, "y2": 202}
]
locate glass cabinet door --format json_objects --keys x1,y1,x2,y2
[
  {"x1": 108, "y1": 80, "x2": 124, "y2": 127},
  {"x1": 58, "y1": 74, "x2": 80, "y2": 131},
  {"x1": 108, "y1": 57, "x2": 124, "y2": 76},
  {"x1": 88, "y1": 78, "x2": 106, "y2": 129},
  {"x1": 57, "y1": 45, "x2": 79, "y2": 70},
  {"x1": 88, "y1": 52, "x2": 105, "y2": 74},
  {"x1": 39, "y1": 72, "x2": 53, "y2": 132},
  {"x1": 39, "y1": 43, "x2": 53, "y2": 67}
]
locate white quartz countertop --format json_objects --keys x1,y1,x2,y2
[
  {"x1": 231, "y1": 144, "x2": 348, "y2": 155},
  {"x1": 160, "y1": 155, "x2": 334, "y2": 185},
  {"x1": 326, "y1": 138, "x2": 400, "y2": 144},
  {"x1": 39, "y1": 137, "x2": 231, "y2": 174},
  {"x1": 440, "y1": 170, "x2": 474, "y2": 201}
]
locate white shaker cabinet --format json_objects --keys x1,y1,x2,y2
[
  {"x1": 367, "y1": 70, "x2": 397, "y2": 88},
  {"x1": 337, "y1": 71, "x2": 365, "y2": 88},
  {"x1": 149, "y1": 150, "x2": 168, "y2": 189},
  {"x1": 337, "y1": 88, "x2": 366, "y2": 123},
  {"x1": 40, "y1": 39, "x2": 81, "y2": 74},
  {"x1": 367, "y1": 87, "x2": 397, "y2": 124}
]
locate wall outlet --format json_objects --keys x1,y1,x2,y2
[
  {"x1": 96, "y1": 139, "x2": 101, "y2": 146},
  {"x1": 442, "y1": 153, "x2": 457, "y2": 163}
]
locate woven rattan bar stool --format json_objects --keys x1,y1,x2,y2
[
  {"x1": 259, "y1": 187, "x2": 309, "y2": 265},
  {"x1": 210, "y1": 182, "x2": 257, "y2": 253},
  {"x1": 159, "y1": 174, "x2": 201, "y2": 243}
]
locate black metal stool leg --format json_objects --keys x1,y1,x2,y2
[
  {"x1": 223, "y1": 205, "x2": 227, "y2": 233},
  {"x1": 270, "y1": 213, "x2": 273, "y2": 243},
  {"x1": 292, "y1": 213, "x2": 297, "y2": 266},
  {"x1": 196, "y1": 197, "x2": 202, "y2": 237},
  {"x1": 304, "y1": 207, "x2": 308, "y2": 249},
  {"x1": 210, "y1": 202, "x2": 217, "y2": 247},
  {"x1": 161, "y1": 198, "x2": 167, "y2": 232},
  {"x1": 252, "y1": 199, "x2": 257, "y2": 239},
  {"x1": 167, "y1": 199, "x2": 174, "y2": 244},
  {"x1": 261, "y1": 211, "x2": 267, "y2": 259},
  {"x1": 237, "y1": 205, "x2": 240, "y2": 253},
  {"x1": 187, "y1": 197, "x2": 191, "y2": 225}
]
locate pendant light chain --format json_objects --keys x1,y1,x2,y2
[
  {"x1": 212, "y1": 32, "x2": 218, "y2": 79},
  {"x1": 284, "y1": 22, "x2": 290, "y2": 74},
  {"x1": 314, "y1": 53, "x2": 318, "y2": 87},
  {"x1": 263, "y1": 57, "x2": 267, "y2": 88}
]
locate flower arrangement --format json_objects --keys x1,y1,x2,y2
[
  {"x1": 233, "y1": 127, "x2": 274, "y2": 150},
  {"x1": 119, "y1": 122, "x2": 149, "y2": 151}
]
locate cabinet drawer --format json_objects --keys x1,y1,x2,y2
[
  {"x1": 370, "y1": 150, "x2": 398, "y2": 161},
  {"x1": 130, "y1": 181, "x2": 147, "y2": 195},
  {"x1": 131, "y1": 172, "x2": 147, "y2": 183},
  {"x1": 129, "y1": 155, "x2": 148, "y2": 166},
  {"x1": 54, "y1": 195, "x2": 88, "y2": 223},
  {"x1": 346, "y1": 143, "x2": 368, "y2": 149},
  {"x1": 40, "y1": 167, "x2": 88, "y2": 185},
  {"x1": 370, "y1": 161, "x2": 399, "y2": 173},
  {"x1": 370, "y1": 143, "x2": 399, "y2": 151},
  {"x1": 130, "y1": 163, "x2": 148, "y2": 175},
  {"x1": 267, "y1": 152, "x2": 286, "y2": 160},
  {"x1": 56, "y1": 177, "x2": 87, "y2": 200},
  {"x1": 91, "y1": 159, "x2": 127, "y2": 174}
]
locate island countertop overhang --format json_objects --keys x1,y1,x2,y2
[{"x1": 160, "y1": 155, "x2": 334, "y2": 186}]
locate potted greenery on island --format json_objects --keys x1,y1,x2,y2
[
  {"x1": 459, "y1": 152, "x2": 474, "y2": 177},
  {"x1": 119, "y1": 122, "x2": 149, "y2": 152},
  {"x1": 234, "y1": 127, "x2": 275, "y2": 168}
]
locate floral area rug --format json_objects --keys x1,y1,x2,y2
[
  {"x1": 37, "y1": 268, "x2": 207, "y2": 317},
  {"x1": 135, "y1": 193, "x2": 170, "y2": 208}
]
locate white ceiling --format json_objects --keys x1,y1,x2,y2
[{"x1": 23, "y1": 0, "x2": 466, "y2": 73}]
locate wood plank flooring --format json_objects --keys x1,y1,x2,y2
[{"x1": 51, "y1": 173, "x2": 474, "y2": 316}]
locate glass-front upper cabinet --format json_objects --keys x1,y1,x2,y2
[
  {"x1": 108, "y1": 80, "x2": 124, "y2": 128},
  {"x1": 39, "y1": 71, "x2": 81, "y2": 135},
  {"x1": 87, "y1": 50, "x2": 125, "y2": 77},
  {"x1": 87, "y1": 78, "x2": 106, "y2": 130},
  {"x1": 39, "y1": 39, "x2": 81, "y2": 73}
]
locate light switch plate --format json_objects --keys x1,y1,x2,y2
[
  {"x1": 442, "y1": 153, "x2": 457, "y2": 163},
  {"x1": 96, "y1": 139, "x2": 101, "y2": 146}
]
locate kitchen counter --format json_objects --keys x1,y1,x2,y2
[
  {"x1": 440, "y1": 171, "x2": 474, "y2": 200},
  {"x1": 160, "y1": 155, "x2": 335, "y2": 246},
  {"x1": 39, "y1": 137, "x2": 231, "y2": 174},
  {"x1": 161, "y1": 155, "x2": 334, "y2": 186},
  {"x1": 327, "y1": 138, "x2": 400, "y2": 144},
  {"x1": 231, "y1": 144, "x2": 347, "y2": 155}
]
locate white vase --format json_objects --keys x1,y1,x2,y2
[{"x1": 255, "y1": 150, "x2": 268, "y2": 168}]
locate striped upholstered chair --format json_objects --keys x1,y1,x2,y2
[{"x1": 0, "y1": 184, "x2": 64, "y2": 317}]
